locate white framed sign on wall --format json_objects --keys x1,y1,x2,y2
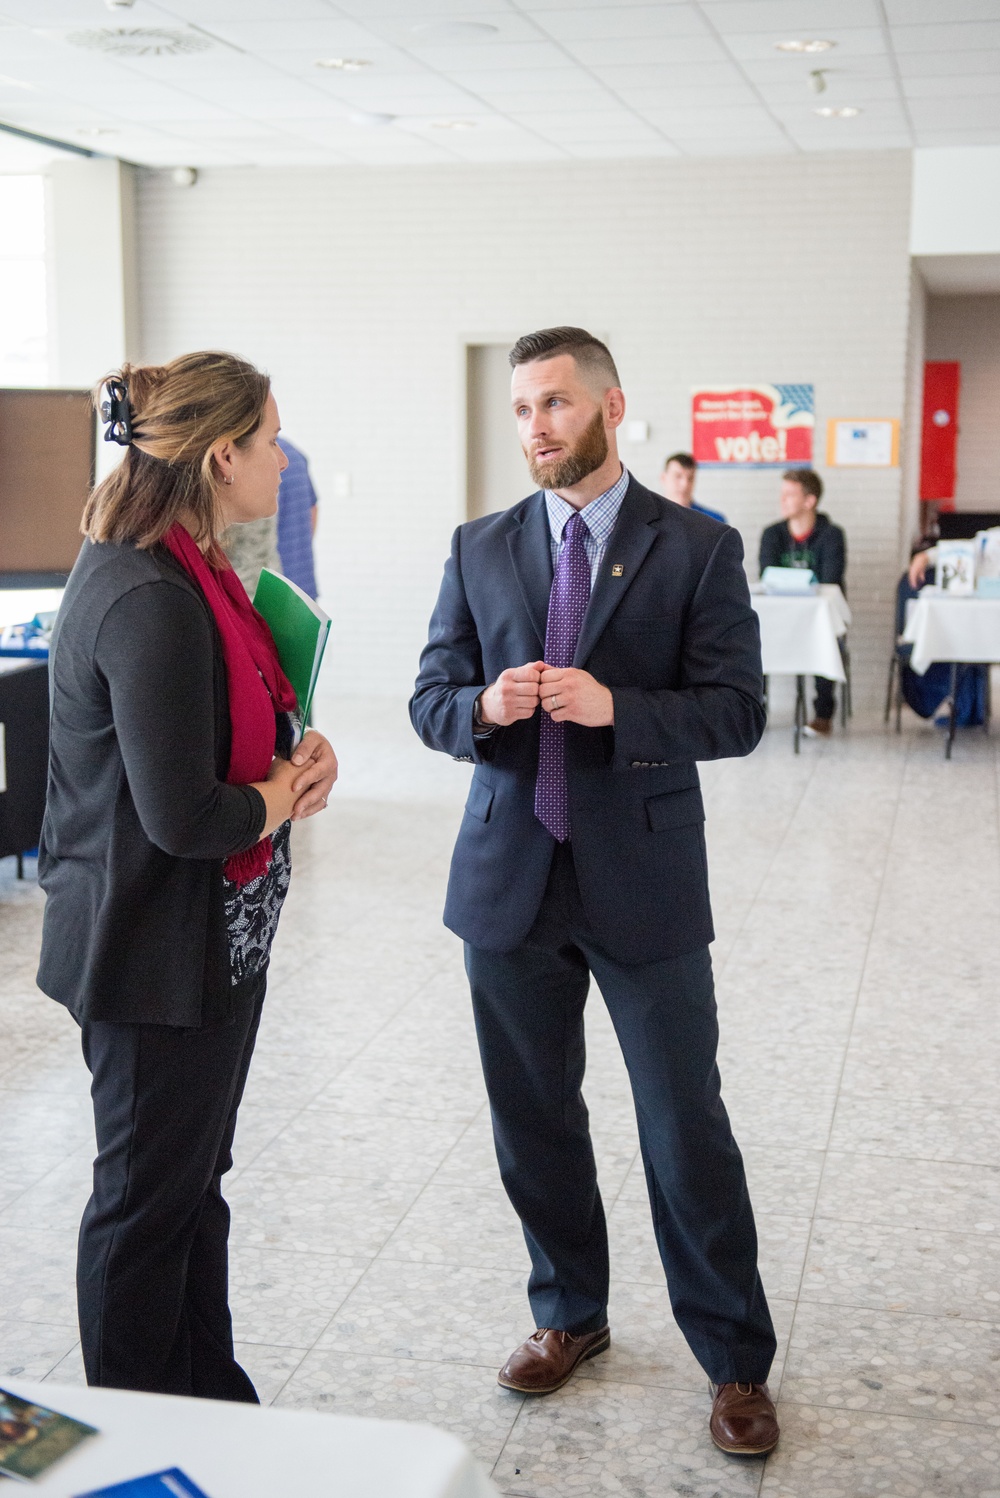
[{"x1": 826, "y1": 418, "x2": 899, "y2": 467}]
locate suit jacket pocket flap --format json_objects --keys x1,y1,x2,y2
[
  {"x1": 465, "y1": 777, "x2": 495, "y2": 823},
  {"x1": 645, "y1": 786, "x2": 704, "y2": 832}
]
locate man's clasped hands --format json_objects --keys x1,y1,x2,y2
[{"x1": 480, "y1": 663, "x2": 614, "y2": 729}]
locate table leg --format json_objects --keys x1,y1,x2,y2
[
  {"x1": 794, "y1": 675, "x2": 806, "y2": 754},
  {"x1": 946, "y1": 661, "x2": 958, "y2": 760},
  {"x1": 16, "y1": 851, "x2": 24, "y2": 880}
]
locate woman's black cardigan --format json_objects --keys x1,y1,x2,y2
[{"x1": 37, "y1": 538, "x2": 267, "y2": 1028}]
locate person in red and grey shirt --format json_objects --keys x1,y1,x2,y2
[{"x1": 759, "y1": 467, "x2": 847, "y2": 737}]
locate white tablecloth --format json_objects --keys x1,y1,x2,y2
[
  {"x1": 2, "y1": 1380, "x2": 498, "y2": 1498},
  {"x1": 902, "y1": 591, "x2": 1000, "y2": 675},
  {"x1": 750, "y1": 584, "x2": 850, "y2": 682}
]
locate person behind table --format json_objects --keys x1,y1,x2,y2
[
  {"x1": 759, "y1": 466, "x2": 846, "y2": 738},
  {"x1": 411, "y1": 325, "x2": 779, "y2": 1457},
  {"x1": 659, "y1": 450, "x2": 726, "y2": 522},
  {"x1": 36, "y1": 353, "x2": 338, "y2": 1401},
  {"x1": 276, "y1": 436, "x2": 320, "y2": 600},
  {"x1": 896, "y1": 539, "x2": 987, "y2": 726}
]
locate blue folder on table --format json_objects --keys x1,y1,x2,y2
[{"x1": 75, "y1": 1469, "x2": 211, "y2": 1498}]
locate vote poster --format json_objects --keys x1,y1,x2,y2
[{"x1": 691, "y1": 384, "x2": 814, "y2": 467}]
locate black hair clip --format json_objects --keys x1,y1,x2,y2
[{"x1": 100, "y1": 378, "x2": 133, "y2": 446}]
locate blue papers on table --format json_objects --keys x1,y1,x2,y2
[
  {"x1": 761, "y1": 566, "x2": 818, "y2": 595},
  {"x1": 76, "y1": 1469, "x2": 211, "y2": 1497}
]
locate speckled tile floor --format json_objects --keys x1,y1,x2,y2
[{"x1": 2, "y1": 695, "x2": 1000, "y2": 1497}]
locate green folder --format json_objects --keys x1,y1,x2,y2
[{"x1": 253, "y1": 568, "x2": 331, "y2": 740}]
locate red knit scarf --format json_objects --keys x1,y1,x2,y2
[{"x1": 162, "y1": 522, "x2": 297, "y2": 888}]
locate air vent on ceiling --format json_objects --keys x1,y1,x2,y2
[{"x1": 66, "y1": 27, "x2": 211, "y2": 57}]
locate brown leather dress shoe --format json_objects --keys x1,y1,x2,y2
[
  {"x1": 709, "y1": 1381, "x2": 780, "y2": 1455},
  {"x1": 498, "y1": 1326, "x2": 611, "y2": 1394}
]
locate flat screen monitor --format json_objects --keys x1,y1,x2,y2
[
  {"x1": 937, "y1": 511, "x2": 1000, "y2": 540},
  {"x1": 0, "y1": 388, "x2": 95, "y2": 585}
]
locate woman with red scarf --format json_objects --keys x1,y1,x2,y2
[{"x1": 37, "y1": 352, "x2": 338, "y2": 1401}]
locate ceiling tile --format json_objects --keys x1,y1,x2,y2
[
  {"x1": 156, "y1": 0, "x2": 334, "y2": 18},
  {"x1": 586, "y1": 61, "x2": 749, "y2": 91},
  {"x1": 456, "y1": 68, "x2": 608, "y2": 97},
  {"x1": 563, "y1": 139, "x2": 681, "y2": 158},
  {"x1": 519, "y1": 113, "x2": 664, "y2": 143},
  {"x1": 883, "y1": 0, "x2": 1000, "y2": 20},
  {"x1": 891, "y1": 21, "x2": 1000, "y2": 52},
  {"x1": 904, "y1": 72, "x2": 1000, "y2": 97},
  {"x1": 559, "y1": 36, "x2": 731, "y2": 66},
  {"x1": 897, "y1": 49, "x2": 1000, "y2": 77},
  {"x1": 531, "y1": 5, "x2": 711, "y2": 41},
  {"x1": 624, "y1": 81, "x2": 761, "y2": 107},
  {"x1": 914, "y1": 126, "x2": 1000, "y2": 144},
  {"x1": 403, "y1": 41, "x2": 571, "y2": 71},
  {"x1": 909, "y1": 95, "x2": 1000, "y2": 127},
  {"x1": 699, "y1": 0, "x2": 882, "y2": 32},
  {"x1": 671, "y1": 135, "x2": 794, "y2": 156}
]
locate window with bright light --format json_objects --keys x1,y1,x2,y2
[{"x1": 0, "y1": 176, "x2": 47, "y2": 386}]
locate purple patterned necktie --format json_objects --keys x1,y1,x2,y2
[{"x1": 535, "y1": 511, "x2": 591, "y2": 842}]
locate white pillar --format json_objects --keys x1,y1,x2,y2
[{"x1": 44, "y1": 155, "x2": 139, "y2": 475}]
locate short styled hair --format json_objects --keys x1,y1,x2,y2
[
  {"x1": 508, "y1": 326, "x2": 620, "y2": 391},
  {"x1": 664, "y1": 452, "x2": 696, "y2": 472},
  {"x1": 783, "y1": 467, "x2": 823, "y2": 503}
]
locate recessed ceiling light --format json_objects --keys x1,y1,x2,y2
[
  {"x1": 67, "y1": 27, "x2": 211, "y2": 56},
  {"x1": 430, "y1": 119, "x2": 477, "y2": 130},
  {"x1": 349, "y1": 110, "x2": 395, "y2": 128},
  {"x1": 411, "y1": 20, "x2": 499, "y2": 42},
  {"x1": 315, "y1": 57, "x2": 371, "y2": 71},
  {"x1": 815, "y1": 105, "x2": 861, "y2": 118},
  {"x1": 776, "y1": 38, "x2": 836, "y2": 54}
]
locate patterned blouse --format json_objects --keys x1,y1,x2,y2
[{"x1": 223, "y1": 710, "x2": 294, "y2": 987}]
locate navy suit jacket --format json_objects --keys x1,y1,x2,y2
[{"x1": 409, "y1": 476, "x2": 765, "y2": 964}]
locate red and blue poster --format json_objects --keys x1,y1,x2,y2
[{"x1": 692, "y1": 385, "x2": 814, "y2": 467}]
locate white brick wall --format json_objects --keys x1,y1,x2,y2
[
  {"x1": 926, "y1": 293, "x2": 1000, "y2": 514},
  {"x1": 136, "y1": 149, "x2": 912, "y2": 707}
]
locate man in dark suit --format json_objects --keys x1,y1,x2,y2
[{"x1": 410, "y1": 327, "x2": 778, "y2": 1457}]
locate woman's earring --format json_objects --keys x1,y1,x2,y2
[{"x1": 224, "y1": 475, "x2": 234, "y2": 485}]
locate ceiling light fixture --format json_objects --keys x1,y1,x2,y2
[
  {"x1": 411, "y1": 20, "x2": 499, "y2": 42},
  {"x1": 67, "y1": 27, "x2": 211, "y2": 56},
  {"x1": 815, "y1": 105, "x2": 861, "y2": 118},
  {"x1": 348, "y1": 110, "x2": 395, "y2": 128},
  {"x1": 430, "y1": 119, "x2": 477, "y2": 130},
  {"x1": 315, "y1": 57, "x2": 371, "y2": 71},
  {"x1": 776, "y1": 38, "x2": 835, "y2": 54}
]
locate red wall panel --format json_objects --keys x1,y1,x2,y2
[{"x1": 920, "y1": 361, "x2": 960, "y2": 507}]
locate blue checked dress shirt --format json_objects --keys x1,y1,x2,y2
[
  {"x1": 544, "y1": 465, "x2": 630, "y2": 584},
  {"x1": 473, "y1": 466, "x2": 630, "y2": 740}
]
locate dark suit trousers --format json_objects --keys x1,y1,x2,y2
[
  {"x1": 77, "y1": 973, "x2": 265, "y2": 1401},
  {"x1": 465, "y1": 844, "x2": 776, "y2": 1384}
]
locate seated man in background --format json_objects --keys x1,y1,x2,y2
[
  {"x1": 896, "y1": 541, "x2": 986, "y2": 727},
  {"x1": 759, "y1": 467, "x2": 846, "y2": 738},
  {"x1": 659, "y1": 451, "x2": 725, "y2": 522}
]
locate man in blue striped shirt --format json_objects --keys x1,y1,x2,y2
[{"x1": 276, "y1": 437, "x2": 319, "y2": 599}]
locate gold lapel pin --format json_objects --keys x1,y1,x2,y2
[{"x1": 611, "y1": 564, "x2": 624, "y2": 578}]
